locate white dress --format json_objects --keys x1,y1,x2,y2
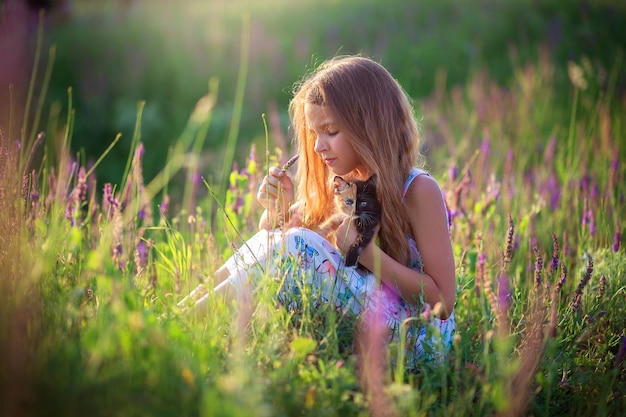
[{"x1": 222, "y1": 168, "x2": 455, "y2": 369}]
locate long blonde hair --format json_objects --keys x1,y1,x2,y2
[{"x1": 288, "y1": 56, "x2": 423, "y2": 265}]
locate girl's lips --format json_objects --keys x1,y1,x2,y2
[{"x1": 324, "y1": 158, "x2": 336, "y2": 165}]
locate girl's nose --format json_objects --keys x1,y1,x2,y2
[{"x1": 314, "y1": 136, "x2": 327, "y2": 153}]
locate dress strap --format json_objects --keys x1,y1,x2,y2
[{"x1": 402, "y1": 168, "x2": 430, "y2": 199}]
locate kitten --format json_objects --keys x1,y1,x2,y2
[{"x1": 318, "y1": 175, "x2": 380, "y2": 268}]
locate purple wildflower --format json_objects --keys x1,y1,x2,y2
[
  {"x1": 598, "y1": 275, "x2": 606, "y2": 299},
  {"x1": 21, "y1": 174, "x2": 29, "y2": 200},
  {"x1": 449, "y1": 164, "x2": 459, "y2": 182},
  {"x1": 234, "y1": 197, "x2": 244, "y2": 214},
  {"x1": 546, "y1": 174, "x2": 561, "y2": 210},
  {"x1": 159, "y1": 193, "x2": 170, "y2": 218},
  {"x1": 503, "y1": 214, "x2": 515, "y2": 265},
  {"x1": 611, "y1": 155, "x2": 619, "y2": 172},
  {"x1": 193, "y1": 171, "x2": 202, "y2": 186},
  {"x1": 65, "y1": 201, "x2": 75, "y2": 226},
  {"x1": 570, "y1": 255, "x2": 593, "y2": 312},
  {"x1": 134, "y1": 238, "x2": 150, "y2": 270},
  {"x1": 555, "y1": 263, "x2": 567, "y2": 293},
  {"x1": 480, "y1": 136, "x2": 491, "y2": 158},
  {"x1": 549, "y1": 232, "x2": 560, "y2": 274},
  {"x1": 497, "y1": 274, "x2": 512, "y2": 312},
  {"x1": 102, "y1": 183, "x2": 112, "y2": 202},
  {"x1": 613, "y1": 231, "x2": 621, "y2": 252},
  {"x1": 74, "y1": 166, "x2": 87, "y2": 203},
  {"x1": 588, "y1": 208, "x2": 596, "y2": 236}
]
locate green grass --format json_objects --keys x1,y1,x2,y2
[{"x1": 2, "y1": 1, "x2": 626, "y2": 416}]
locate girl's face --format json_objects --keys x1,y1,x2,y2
[{"x1": 305, "y1": 103, "x2": 362, "y2": 177}]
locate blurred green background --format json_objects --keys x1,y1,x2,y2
[{"x1": 3, "y1": 0, "x2": 625, "y2": 191}]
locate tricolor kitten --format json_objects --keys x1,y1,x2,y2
[{"x1": 318, "y1": 175, "x2": 380, "y2": 268}]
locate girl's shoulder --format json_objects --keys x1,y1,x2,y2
[
  {"x1": 402, "y1": 168, "x2": 438, "y2": 199},
  {"x1": 403, "y1": 168, "x2": 450, "y2": 231}
]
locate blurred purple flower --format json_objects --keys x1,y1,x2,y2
[
  {"x1": 497, "y1": 274, "x2": 512, "y2": 312},
  {"x1": 74, "y1": 166, "x2": 87, "y2": 203},
  {"x1": 160, "y1": 193, "x2": 170, "y2": 218},
  {"x1": 135, "y1": 239, "x2": 149, "y2": 270},
  {"x1": 65, "y1": 202, "x2": 75, "y2": 226},
  {"x1": 234, "y1": 197, "x2": 244, "y2": 214},
  {"x1": 598, "y1": 275, "x2": 606, "y2": 298},
  {"x1": 611, "y1": 155, "x2": 619, "y2": 172},
  {"x1": 546, "y1": 174, "x2": 561, "y2": 210},
  {"x1": 503, "y1": 214, "x2": 515, "y2": 264},
  {"x1": 193, "y1": 171, "x2": 202, "y2": 186},
  {"x1": 449, "y1": 164, "x2": 459, "y2": 182},
  {"x1": 549, "y1": 232, "x2": 560, "y2": 274},
  {"x1": 613, "y1": 232, "x2": 621, "y2": 252},
  {"x1": 588, "y1": 208, "x2": 596, "y2": 236},
  {"x1": 480, "y1": 137, "x2": 491, "y2": 157}
]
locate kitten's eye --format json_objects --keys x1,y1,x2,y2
[
  {"x1": 359, "y1": 201, "x2": 368, "y2": 207},
  {"x1": 344, "y1": 199, "x2": 354, "y2": 206}
]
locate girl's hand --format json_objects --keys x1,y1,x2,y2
[
  {"x1": 336, "y1": 218, "x2": 380, "y2": 261},
  {"x1": 257, "y1": 166, "x2": 295, "y2": 228}
]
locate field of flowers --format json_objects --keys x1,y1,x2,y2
[{"x1": 1, "y1": 8, "x2": 626, "y2": 417}]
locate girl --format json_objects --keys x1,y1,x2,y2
[{"x1": 184, "y1": 56, "x2": 456, "y2": 368}]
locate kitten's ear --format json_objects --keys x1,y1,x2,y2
[
  {"x1": 369, "y1": 173, "x2": 378, "y2": 182},
  {"x1": 333, "y1": 176, "x2": 350, "y2": 192}
]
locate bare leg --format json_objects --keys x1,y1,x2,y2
[
  {"x1": 186, "y1": 265, "x2": 246, "y2": 318},
  {"x1": 173, "y1": 264, "x2": 234, "y2": 315}
]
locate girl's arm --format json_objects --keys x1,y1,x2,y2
[{"x1": 347, "y1": 175, "x2": 456, "y2": 318}]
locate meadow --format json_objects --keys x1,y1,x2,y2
[{"x1": 1, "y1": 1, "x2": 626, "y2": 416}]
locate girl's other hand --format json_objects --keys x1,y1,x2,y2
[{"x1": 336, "y1": 218, "x2": 380, "y2": 261}]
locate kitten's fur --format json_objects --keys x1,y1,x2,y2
[{"x1": 318, "y1": 175, "x2": 380, "y2": 268}]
